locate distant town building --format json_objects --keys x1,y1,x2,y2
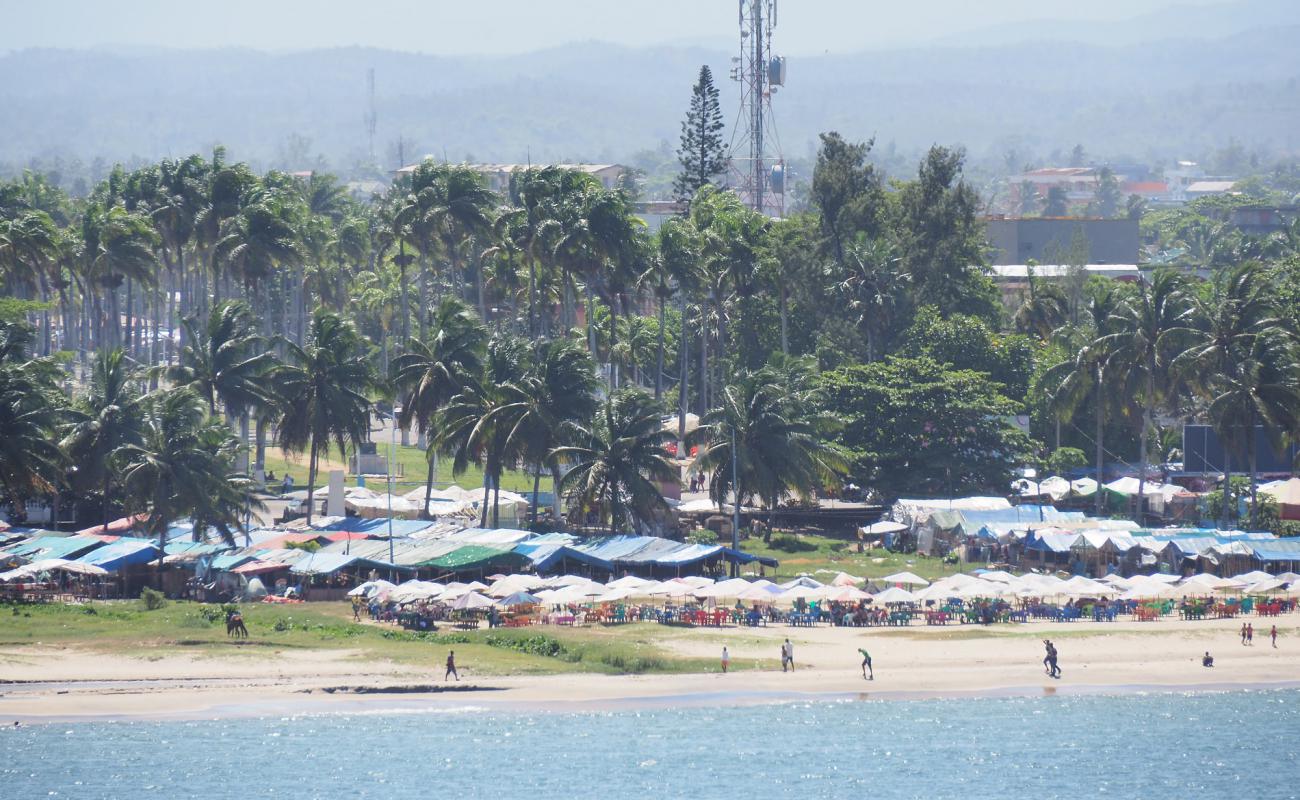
[
  {"x1": 1184, "y1": 180, "x2": 1239, "y2": 200},
  {"x1": 394, "y1": 162, "x2": 629, "y2": 194},
  {"x1": 985, "y1": 217, "x2": 1140, "y2": 266},
  {"x1": 632, "y1": 200, "x2": 687, "y2": 233}
]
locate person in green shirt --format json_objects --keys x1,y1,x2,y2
[{"x1": 859, "y1": 648, "x2": 873, "y2": 680}]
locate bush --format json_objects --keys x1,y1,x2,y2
[
  {"x1": 139, "y1": 587, "x2": 167, "y2": 611},
  {"x1": 769, "y1": 534, "x2": 816, "y2": 553},
  {"x1": 686, "y1": 528, "x2": 718, "y2": 545}
]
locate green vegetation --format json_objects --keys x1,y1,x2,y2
[{"x1": 0, "y1": 600, "x2": 753, "y2": 675}]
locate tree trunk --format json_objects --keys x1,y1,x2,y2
[
  {"x1": 1221, "y1": 448, "x2": 1233, "y2": 530},
  {"x1": 655, "y1": 291, "x2": 666, "y2": 401},
  {"x1": 480, "y1": 458, "x2": 492, "y2": 528},
  {"x1": 528, "y1": 257, "x2": 537, "y2": 337},
  {"x1": 585, "y1": 283, "x2": 596, "y2": 355},
  {"x1": 39, "y1": 276, "x2": 51, "y2": 356},
  {"x1": 305, "y1": 438, "x2": 319, "y2": 527},
  {"x1": 530, "y1": 468, "x2": 542, "y2": 529},
  {"x1": 1094, "y1": 368, "x2": 1104, "y2": 517},
  {"x1": 1248, "y1": 414, "x2": 1259, "y2": 529},
  {"x1": 678, "y1": 293, "x2": 690, "y2": 455},
  {"x1": 697, "y1": 323, "x2": 708, "y2": 418},
  {"x1": 422, "y1": 446, "x2": 437, "y2": 521},
  {"x1": 550, "y1": 464, "x2": 564, "y2": 528},
  {"x1": 398, "y1": 243, "x2": 411, "y2": 347},
  {"x1": 1135, "y1": 369, "x2": 1153, "y2": 525},
  {"x1": 255, "y1": 416, "x2": 268, "y2": 476}
]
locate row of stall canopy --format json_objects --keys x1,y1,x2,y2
[
  {"x1": 346, "y1": 567, "x2": 1300, "y2": 610},
  {"x1": 0, "y1": 520, "x2": 778, "y2": 582}
]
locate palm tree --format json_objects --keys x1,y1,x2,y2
[
  {"x1": 437, "y1": 334, "x2": 527, "y2": 528},
  {"x1": 1097, "y1": 269, "x2": 1193, "y2": 521},
  {"x1": 274, "y1": 309, "x2": 375, "y2": 526},
  {"x1": 495, "y1": 338, "x2": 600, "y2": 526},
  {"x1": 1045, "y1": 285, "x2": 1123, "y2": 516},
  {"x1": 82, "y1": 203, "x2": 160, "y2": 350},
  {"x1": 169, "y1": 299, "x2": 277, "y2": 475},
  {"x1": 118, "y1": 387, "x2": 262, "y2": 577},
  {"x1": 836, "y1": 236, "x2": 905, "y2": 361},
  {"x1": 391, "y1": 297, "x2": 488, "y2": 517},
  {"x1": 690, "y1": 367, "x2": 846, "y2": 547},
  {"x1": 0, "y1": 211, "x2": 61, "y2": 355},
  {"x1": 0, "y1": 319, "x2": 65, "y2": 520},
  {"x1": 62, "y1": 348, "x2": 146, "y2": 527},
  {"x1": 1177, "y1": 264, "x2": 1300, "y2": 527},
  {"x1": 553, "y1": 388, "x2": 678, "y2": 534}
]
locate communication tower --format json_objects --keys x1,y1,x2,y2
[
  {"x1": 727, "y1": 0, "x2": 785, "y2": 217},
  {"x1": 365, "y1": 68, "x2": 378, "y2": 163}
]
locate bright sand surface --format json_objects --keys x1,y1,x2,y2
[{"x1": 2, "y1": 616, "x2": 1296, "y2": 721}]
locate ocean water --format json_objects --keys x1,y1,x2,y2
[{"x1": 4, "y1": 690, "x2": 1298, "y2": 799}]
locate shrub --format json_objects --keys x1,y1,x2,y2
[
  {"x1": 686, "y1": 528, "x2": 718, "y2": 545},
  {"x1": 769, "y1": 534, "x2": 816, "y2": 553},
  {"x1": 140, "y1": 587, "x2": 167, "y2": 611}
]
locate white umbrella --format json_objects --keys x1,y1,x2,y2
[
  {"x1": 696, "y1": 578, "x2": 753, "y2": 599},
  {"x1": 1120, "y1": 583, "x2": 1173, "y2": 600},
  {"x1": 347, "y1": 579, "x2": 397, "y2": 597},
  {"x1": 737, "y1": 583, "x2": 784, "y2": 602},
  {"x1": 451, "y1": 591, "x2": 495, "y2": 610},
  {"x1": 606, "y1": 575, "x2": 656, "y2": 590},
  {"x1": 825, "y1": 586, "x2": 871, "y2": 602},
  {"x1": 1245, "y1": 578, "x2": 1287, "y2": 594},
  {"x1": 1231, "y1": 570, "x2": 1274, "y2": 585},
  {"x1": 873, "y1": 586, "x2": 917, "y2": 603},
  {"x1": 676, "y1": 575, "x2": 715, "y2": 588},
  {"x1": 978, "y1": 570, "x2": 1017, "y2": 583},
  {"x1": 830, "y1": 571, "x2": 865, "y2": 587},
  {"x1": 880, "y1": 571, "x2": 929, "y2": 587},
  {"x1": 1180, "y1": 573, "x2": 1241, "y2": 590},
  {"x1": 595, "y1": 587, "x2": 635, "y2": 603},
  {"x1": 779, "y1": 576, "x2": 824, "y2": 590}
]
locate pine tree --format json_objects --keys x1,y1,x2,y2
[{"x1": 673, "y1": 66, "x2": 727, "y2": 202}]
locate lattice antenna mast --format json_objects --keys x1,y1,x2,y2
[
  {"x1": 365, "y1": 67, "x2": 378, "y2": 163},
  {"x1": 727, "y1": 0, "x2": 785, "y2": 216}
]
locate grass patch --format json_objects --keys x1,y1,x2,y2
[
  {"x1": 740, "y1": 532, "x2": 969, "y2": 583},
  {"x1": 0, "y1": 600, "x2": 720, "y2": 675},
  {"x1": 261, "y1": 444, "x2": 537, "y2": 494}
]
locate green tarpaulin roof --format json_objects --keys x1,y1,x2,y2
[{"x1": 423, "y1": 544, "x2": 528, "y2": 571}]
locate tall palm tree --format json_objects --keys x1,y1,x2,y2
[
  {"x1": 0, "y1": 211, "x2": 61, "y2": 355},
  {"x1": 62, "y1": 348, "x2": 146, "y2": 527},
  {"x1": 553, "y1": 388, "x2": 678, "y2": 534},
  {"x1": 690, "y1": 367, "x2": 846, "y2": 547},
  {"x1": 1177, "y1": 264, "x2": 1300, "y2": 527},
  {"x1": 169, "y1": 299, "x2": 277, "y2": 476},
  {"x1": 82, "y1": 204, "x2": 160, "y2": 350},
  {"x1": 0, "y1": 319, "x2": 65, "y2": 520},
  {"x1": 1044, "y1": 285, "x2": 1122, "y2": 516},
  {"x1": 1098, "y1": 269, "x2": 1193, "y2": 521},
  {"x1": 494, "y1": 338, "x2": 600, "y2": 526},
  {"x1": 118, "y1": 387, "x2": 261, "y2": 576},
  {"x1": 391, "y1": 297, "x2": 488, "y2": 517},
  {"x1": 274, "y1": 309, "x2": 375, "y2": 526},
  {"x1": 437, "y1": 334, "x2": 527, "y2": 528}
]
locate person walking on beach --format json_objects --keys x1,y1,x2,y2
[
  {"x1": 1043, "y1": 640, "x2": 1054, "y2": 675},
  {"x1": 1241, "y1": 622, "x2": 1248, "y2": 645},
  {"x1": 722, "y1": 646, "x2": 730, "y2": 673},
  {"x1": 1045, "y1": 641, "x2": 1061, "y2": 679},
  {"x1": 1202, "y1": 651, "x2": 1214, "y2": 668},
  {"x1": 1247, "y1": 623, "x2": 1254, "y2": 646},
  {"x1": 781, "y1": 639, "x2": 794, "y2": 672},
  {"x1": 859, "y1": 648, "x2": 873, "y2": 680},
  {"x1": 445, "y1": 650, "x2": 459, "y2": 681},
  {"x1": 1271, "y1": 625, "x2": 1278, "y2": 648}
]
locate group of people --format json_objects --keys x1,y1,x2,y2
[
  {"x1": 1043, "y1": 639, "x2": 1061, "y2": 678},
  {"x1": 1239, "y1": 622, "x2": 1280, "y2": 647}
]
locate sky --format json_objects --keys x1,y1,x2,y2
[{"x1": 0, "y1": 0, "x2": 1228, "y2": 56}]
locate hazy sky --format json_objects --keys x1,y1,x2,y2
[{"x1": 0, "y1": 0, "x2": 1226, "y2": 55}]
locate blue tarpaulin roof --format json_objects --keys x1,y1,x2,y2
[
  {"x1": 315, "y1": 518, "x2": 436, "y2": 537},
  {"x1": 76, "y1": 538, "x2": 159, "y2": 571},
  {"x1": 1249, "y1": 540, "x2": 1300, "y2": 562},
  {"x1": 6, "y1": 534, "x2": 105, "y2": 562},
  {"x1": 517, "y1": 543, "x2": 614, "y2": 573},
  {"x1": 289, "y1": 551, "x2": 411, "y2": 575}
]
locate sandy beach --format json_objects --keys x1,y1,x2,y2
[{"x1": 3, "y1": 616, "x2": 1296, "y2": 722}]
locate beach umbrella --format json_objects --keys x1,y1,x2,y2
[
  {"x1": 779, "y1": 576, "x2": 824, "y2": 590},
  {"x1": 873, "y1": 586, "x2": 917, "y2": 603},
  {"x1": 1180, "y1": 573, "x2": 1240, "y2": 590},
  {"x1": 880, "y1": 571, "x2": 929, "y2": 587},
  {"x1": 830, "y1": 572, "x2": 865, "y2": 587},
  {"x1": 977, "y1": 570, "x2": 1017, "y2": 584},
  {"x1": 499, "y1": 591, "x2": 541, "y2": 607},
  {"x1": 696, "y1": 578, "x2": 753, "y2": 599},
  {"x1": 1244, "y1": 578, "x2": 1286, "y2": 594},
  {"x1": 347, "y1": 579, "x2": 397, "y2": 597},
  {"x1": 826, "y1": 586, "x2": 871, "y2": 602},
  {"x1": 677, "y1": 575, "x2": 716, "y2": 588},
  {"x1": 607, "y1": 575, "x2": 656, "y2": 590},
  {"x1": 552, "y1": 574, "x2": 599, "y2": 587},
  {"x1": 1274, "y1": 572, "x2": 1300, "y2": 583},
  {"x1": 1061, "y1": 576, "x2": 1116, "y2": 597},
  {"x1": 451, "y1": 591, "x2": 495, "y2": 610},
  {"x1": 1120, "y1": 583, "x2": 1173, "y2": 600},
  {"x1": 1231, "y1": 570, "x2": 1274, "y2": 585},
  {"x1": 595, "y1": 587, "x2": 635, "y2": 603},
  {"x1": 737, "y1": 583, "x2": 784, "y2": 602}
]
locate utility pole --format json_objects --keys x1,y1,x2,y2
[{"x1": 365, "y1": 68, "x2": 378, "y2": 164}]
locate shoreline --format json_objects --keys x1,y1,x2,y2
[{"x1": 6, "y1": 679, "x2": 1300, "y2": 724}]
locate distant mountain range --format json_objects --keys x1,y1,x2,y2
[{"x1": 1, "y1": 17, "x2": 1296, "y2": 180}]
